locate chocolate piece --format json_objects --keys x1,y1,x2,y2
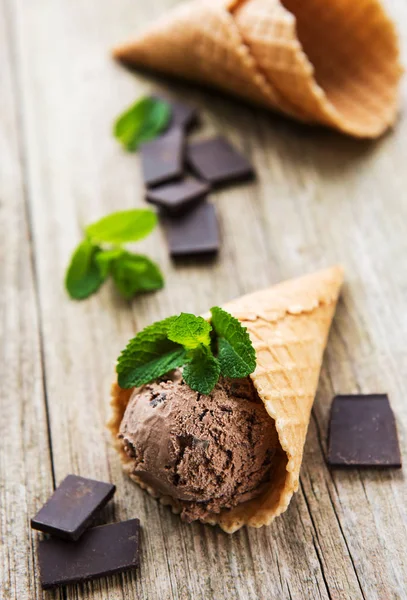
[
  {"x1": 146, "y1": 176, "x2": 210, "y2": 215},
  {"x1": 38, "y1": 519, "x2": 140, "y2": 589},
  {"x1": 162, "y1": 201, "x2": 219, "y2": 257},
  {"x1": 141, "y1": 127, "x2": 184, "y2": 188},
  {"x1": 328, "y1": 394, "x2": 402, "y2": 467},
  {"x1": 31, "y1": 475, "x2": 115, "y2": 541},
  {"x1": 152, "y1": 94, "x2": 198, "y2": 131},
  {"x1": 187, "y1": 136, "x2": 255, "y2": 187}
]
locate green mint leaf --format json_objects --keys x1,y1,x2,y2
[
  {"x1": 65, "y1": 239, "x2": 106, "y2": 300},
  {"x1": 86, "y1": 209, "x2": 157, "y2": 245},
  {"x1": 183, "y1": 346, "x2": 220, "y2": 395},
  {"x1": 168, "y1": 313, "x2": 212, "y2": 350},
  {"x1": 136, "y1": 98, "x2": 171, "y2": 144},
  {"x1": 111, "y1": 252, "x2": 164, "y2": 300},
  {"x1": 210, "y1": 306, "x2": 256, "y2": 378},
  {"x1": 113, "y1": 96, "x2": 171, "y2": 152},
  {"x1": 216, "y1": 338, "x2": 255, "y2": 379},
  {"x1": 95, "y1": 248, "x2": 124, "y2": 279},
  {"x1": 116, "y1": 307, "x2": 256, "y2": 393},
  {"x1": 118, "y1": 346, "x2": 187, "y2": 389},
  {"x1": 117, "y1": 316, "x2": 181, "y2": 386}
]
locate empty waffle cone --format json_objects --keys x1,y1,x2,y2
[
  {"x1": 113, "y1": 0, "x2": 401, "y2": 138},
  {"x1": 109, "y1": 265, "x2": 344, "y2": 533}
]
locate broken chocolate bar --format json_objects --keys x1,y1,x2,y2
[
  {"x1": 141, "y1": 127, "x2": 184, "y2": 188},
  {"x1": 162, "y1": 201, "x2": 219, "y2": 257},
  {"x1": 146, "y1": 176, "x2": 210, "y2": 214},
  {"x1": 328, "y1": 394, "x2": 402, "y2": 467},
  {"x1": 38, "y1": 519, "x2": 140, "y2": 589},
  {"x1": 187, "y1": 136, "x2": 254, "y2": 187},
  {"x1": 31, "y1": 475, "x2": 115, "y2": 541}
]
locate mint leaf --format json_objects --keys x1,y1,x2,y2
[
  {"x1": 95, "y1": 248, "x2": 124, "y2": 278},
  {"x1": 118, "y1": 346, "x2": 187, "y2": 388},
  {"x1": 65, "y1": 239, "x2": 106, "y2": 300},
  {"x1": 183, "y1": 347, "x2": 220, "y2": 395},
  {"x1": 136, "y1": 98, "x2": 171, "y2": 144},
  {"x1": 168, "y1": 313, "x2": 212, "y2": 350},
  {"x1": 114, "y1": 96, "x2": 171, "y2": 151},
  {"x1": 210, "y1": 306, "x2": 256, "y2": 378},
  {"x1": 86, "y1": 209, "x2": 157, "y2": 245},
  {"x1": 111, "y1": 253, "x2": 164, "y2": 300},
  {"x1": 216, "y1": 338, "x2": 254, "y2": 378},
  {"x1": 117, "y1": 316, "x2": 181, "y2": 385}
]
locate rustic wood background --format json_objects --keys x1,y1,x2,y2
[{"x1": 1, "y1": 0, "x2": 406, "y2": 598}]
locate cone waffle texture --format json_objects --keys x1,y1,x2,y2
[
  {"x1": 109, "y1": 265, "x2": 344, "y2": 533},
  {"x1": 114, "y1": 0, "x2": 401, "y2": 138}
]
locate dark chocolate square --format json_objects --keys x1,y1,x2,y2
[
  {"x1": 328, "y1": 394, "x2": 402, "y2": 467},
  {"x1": 151, "y1": 94, "x2": 198, "y2": 131},
  {"x1": 141, "y1": 127, "x2": 184, "y2": 188},
  {"x1": 146, "y1": 176, "x2": 210, "y2": 215},
  {"x1": 38, "y1": 519, "x2": 140, "y2": 589},
  {"x1": 162, "y1": 201, "x2": 219, "y2": 257},
  {"x1": 31, "y1": 475, "x2": 115, "y2": 541},
  {"x1": 186, "y1": 136, "x2": 255, "y2": 187}
]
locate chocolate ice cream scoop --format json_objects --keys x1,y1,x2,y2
[{"x1": 118, "y1": 371, "x2": 280, "y2": 522}]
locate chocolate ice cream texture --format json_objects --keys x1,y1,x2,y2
[{"x1": 118, "y1": 370, "x2": 281, "y2": 522}]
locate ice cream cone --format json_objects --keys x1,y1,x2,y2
[
  {"x1": 109, "y1": 265, "x2": 344, "y2": 533},
  {"x1": 113, "y1": 0, "x2": 401, "y2": 138}
]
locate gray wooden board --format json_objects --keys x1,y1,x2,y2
[
  {"x1": 1, "y1": 0, "x2": 407, "y2": 598},
  {"x1": 0, "y1": 1, "x2": 55, "y2": 599}
]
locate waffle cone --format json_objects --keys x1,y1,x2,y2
[
  {"x1": 114, "y1": 0, "x2": 401, "y2": 138},
  {"x1": 109, "y1": 265, "x2": 343, "y2": 533}
]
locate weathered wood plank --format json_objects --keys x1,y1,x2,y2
[
  {"x1": 0, "y1": 2, "x2": 56, "y2": 599},
  {"x1": 5, "y1": 0, "x2": 407, "y2": 598}
]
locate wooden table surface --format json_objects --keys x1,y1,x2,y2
[{"x1": 1, "y1": 0, "x2": 407, "y2": 598}]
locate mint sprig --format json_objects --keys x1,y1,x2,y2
[
  {"x1": 116, "y1": 309, "x2": 256, "y2": 394},
  {"x1": 114, "y1": 96, "x2": 171, "y2": 152},
  {"x1": 65, "y1": 209, "x2": 164, "y2": 301}
]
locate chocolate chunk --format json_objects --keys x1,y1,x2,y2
[
  {"x1": 328, "y1": 394, "x2": 402, "y2": 467},
  {"x1": 187, "y1": 136, "x2": 255, "y2": 187},
  {"x1": 151, "y1": 94, "x2": 198, "y2": 131},
  {"x1": 38, "y1": 519, "x2": 140, "y2": 589},
  {"x1": 162, "y1": 201, "x2": 219, "y2": 257},
  {"x1": 150, "y1": 392, "x2": 167, "y2": 407},
  {"x1": 146, "y1": 176, "x2": 210, "y2": 215},
  {"x1": 141, "y1": 127, "x2": 184, "y2": 188},
  {"x1": 31, "y1": 475, "x2": 115, "y2": 541}
]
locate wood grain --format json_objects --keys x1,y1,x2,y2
[
  {"x1": 1, "y1": 0, "x2": 407, "y2": 598},
  {"x1": 0, "y1": 1, "x2": 55, "y2": 599}
]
